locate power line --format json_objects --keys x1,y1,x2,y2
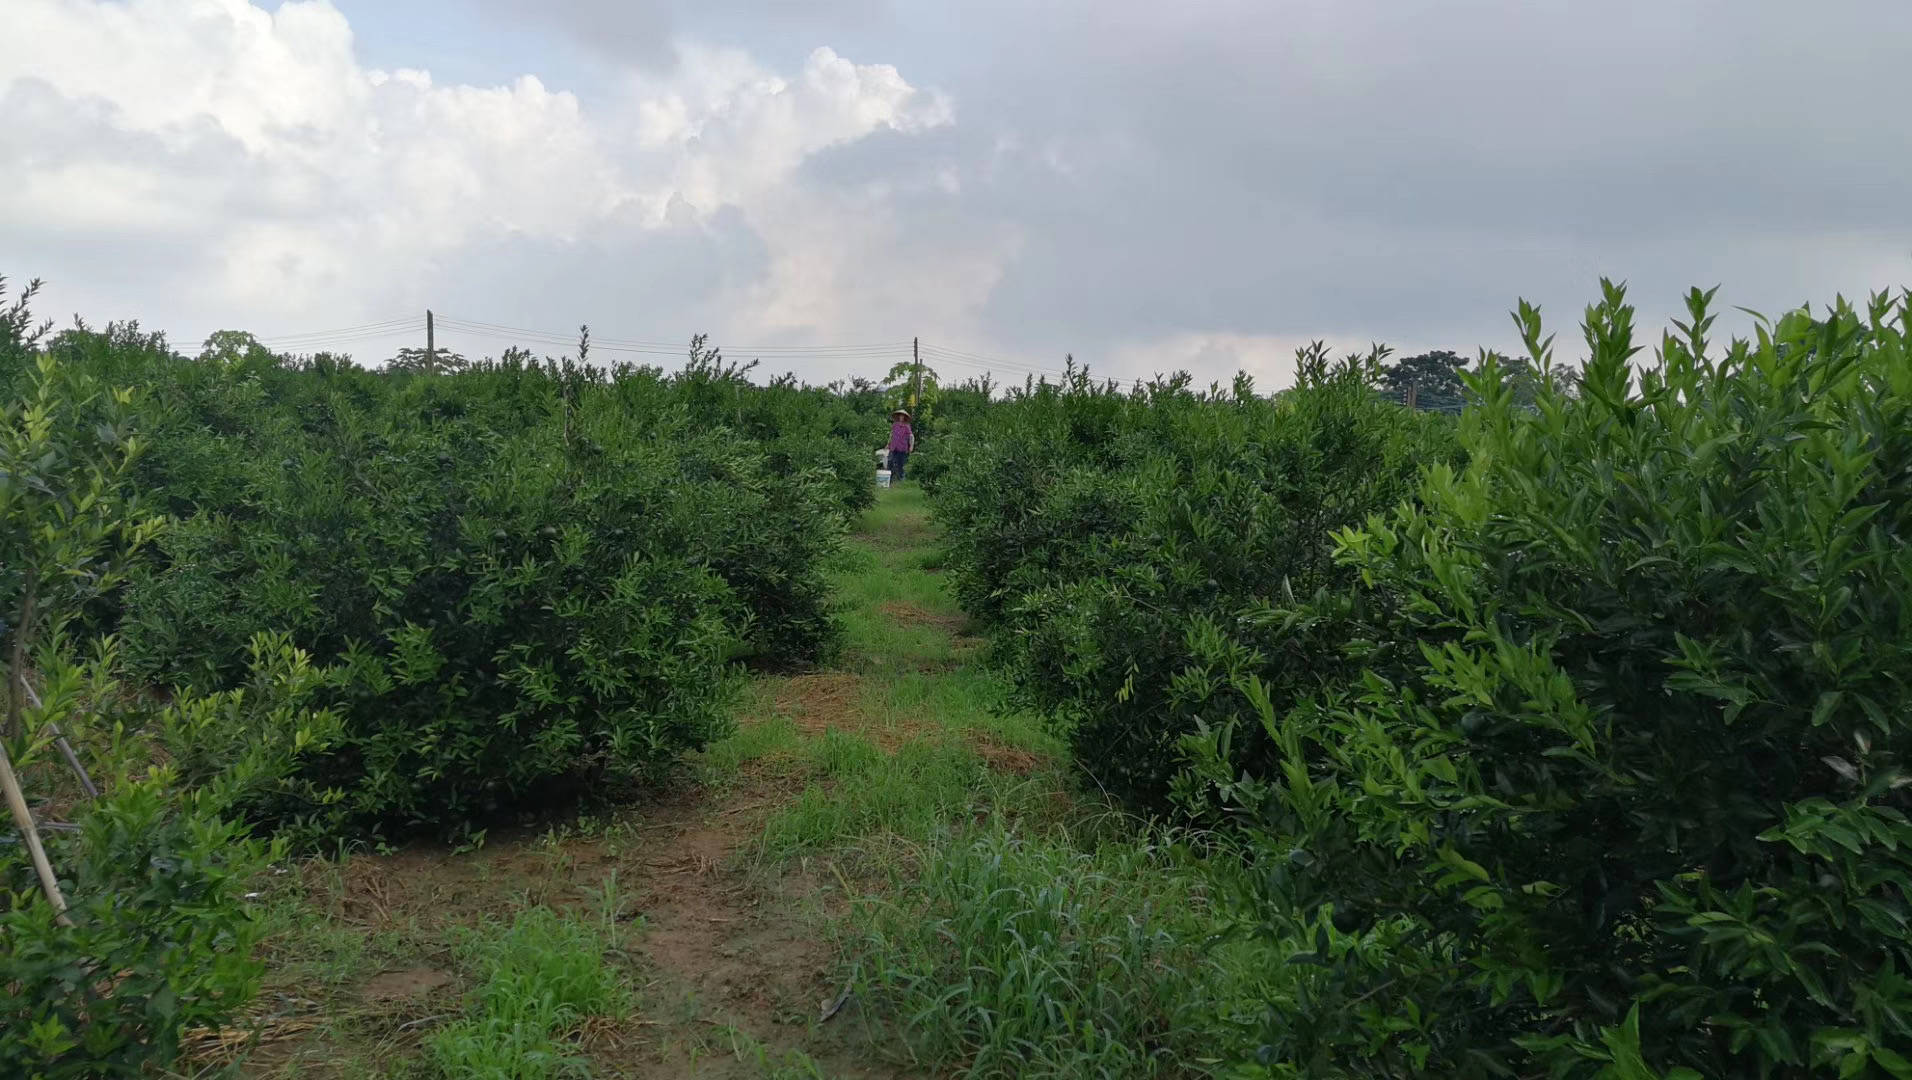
[
  {"x1": 159, "y1": 317, "x2": 421, "y2": 352},
  {"x1": 436, "y1": 324, "x2": 911, "y2": 367},
  {"x1": 918, "y1": 344, "x2": 1069, "y2": 378},
  {"x1": 432, "y1": 319, "x2": 584, "y2": 349},
  {"x1": 920, "y1": 342, "x2": 1112, "y2": 382},
  {"x1": 917, "y1": 342, "x2": 1046, "y2": 368},
  {"x1": 260, "y1": 317, "x2": 417, "y2": 343},
  {"x1": 264, "y1": 328, "x2": 418, "y2": 348},
  {"x1": 436, "y1": 313, "x2": 911, "y2": 357},
  {"x1": 919, "y1": 341, "x2": 1154, "y2": 389}
]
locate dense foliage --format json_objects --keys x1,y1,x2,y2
[
  {"x1": 2, "y1": 320, "x2": 880, "y2": 837},
  {"x1": 17, "y1": 257, "x2": 1912, "y2": 1078},
  {"x1": 926, "y1": 354, "x2": 1459, "y2": 807},
  {"x1": 931, "y1": 284, "x2": 1912, "y2": 1076},
  {"x1": 2, "y1": 295, "x2": 338, "y2": 1077},
  {"x1": 934, "y1": 281, "x2": 1912, "y2": 1075},
  {"x1": 1376, "y1": 348, "x2": 1470, "y2": 411},
  {"x1": 2, "y1": 276, "x2": 887, "y2": 1074},
  {"x1": 2, "y1": 639, "x2": 336, "y2": 1080},
  {"x1": 1192, "y1": 284, "x2": 1912, "y2": 1078}
]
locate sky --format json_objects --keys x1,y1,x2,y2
[{"x1": 3, "y1": 0, "x2": 1908, "y2": 390}]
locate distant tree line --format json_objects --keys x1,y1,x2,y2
[{"x1": 1378, "y1": 348, "x2": 1579, "y2": 412}]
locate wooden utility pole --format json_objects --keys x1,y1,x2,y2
[
  {"x1": 1405, "y1": 380, "x2": 1418, "y2": 411},
  {"x1": 426, "y1": 310, "x2": 436, "y2": 373},
  {"x1": 910, "y1": 336, "x2": 922, "y2": 410}
]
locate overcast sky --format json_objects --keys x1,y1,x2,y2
[{"x1": 4, "y1": 0, "x2": 1907, "y2": 388}]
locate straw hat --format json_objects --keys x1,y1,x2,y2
[{"x1": 891, "y1": 408, "x2": 911, "y2": 420}]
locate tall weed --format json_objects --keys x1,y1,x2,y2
[
  {"x1": 427, "y1": 906, "x2": 630, "y2": 1080},
  {"x1": 854, "y1": 823, "x2": 1253, "y2": 1078}
]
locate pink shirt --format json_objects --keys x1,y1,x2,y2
[{"x1": 887, "y1": 422, "x2": 913, "y2": 452}]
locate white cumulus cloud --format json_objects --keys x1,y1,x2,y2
[{"x1": 0, "y1": 0, "x2": 961, "y2": 363}]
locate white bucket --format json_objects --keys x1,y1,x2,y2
[{"x1": 875, "y1": 469, "x2": 892, "y2": 488}]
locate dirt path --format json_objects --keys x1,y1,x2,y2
[
  {"x1": 222, "y1": 487, "x2": 1022, "y2": 1079},
  {"x1": 590, "y1": 714, "x2": 910, "y2": 1078}
]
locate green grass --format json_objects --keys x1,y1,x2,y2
[
  {"x1": 760, "y1": 733, "x2": 1056, "y2": 858},
  {"x1": 245, "y1": 876, "x2": 640, "y2": 1080},
  {"x1": 697, "y1": 701, "x2": 803, "y2": 777},
  {"x1": 711, "y1": 1026, "x2": 834, "y2": 1078},
  {"x1": 828, "y1": 489, "x2": 1056, "y2": 757},
  {"x1": 863, "y1": 664, "x2": 1063, "y2": 755},
  {"x1": 732, "y1": 487, "x2": 1069, "y2": 860},
  {"x1": 853, "y1": 482, "x2": 937, "y2": 538},
  {"x1": 829, "y1": 543, "x2": 972, "y2": 672},
  {"x1": 708, "y1": 486, "x2": 1262, "y2": 1078},
  {"x1": 425, "y1": 906, "x2": 631, "y2": 1079},
  {"x1": 850, "y1": 820, "x2": 1248, "y2": 1079},
  {"x1": 830, "y1": 538, "x2": 966, "y2": 667}
]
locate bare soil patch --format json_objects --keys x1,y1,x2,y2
[
  {"x1": 761, "y1": 671, "x2": 943, "y2": 752},
  {"x1": 244, "y1": 778, "x2": 908, "y2": 1078},
  {"x1": 975, "y1": 741, "x2": 1045, "y2": 776},
  {"x1": 875, "y1": 600, "x2": 971, "y2": 637},
  {"x1": 586, "y1": 793, "x2": 905, "y2": 1079},
  {"x1": 769, "y1": 672, "x2": 867, "y2": 733},
  {"x1": 361, "y1": 967, "x2": 453, "y2": 1002}
]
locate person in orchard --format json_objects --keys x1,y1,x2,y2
[{"x1": 886, "y1": 409, "x2": 915, "y2": 483}]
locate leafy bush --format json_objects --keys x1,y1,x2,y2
[
  {"x1": 0, "y1": 276, "x2": 872, "y2": 1070},
  {"x1": 2, "y1": 641, "x2": 336, "y2": 1080},
  {"x1": 4, "y1": 297, "x2": 336, "y2": 1078},
  {"x1": 664, "y1": 338, "x2": 880, "y2": 518},
  {"x1": 1, "y1": 347, "x2": 159, "y2": 701},
  {"x1": 115, "y1": 358, "x2": 831, "y2": 834},
  {"x1": 929, "y1": 358, "x2": 1457, "y2": 807},
  {"x1": 1197, "y1": 284, "x2": 1912, "y2": 1077},
  {"x1": 4, "y1": 329, "x2": 859, "y2": 836},
  {"x1": 4, "y1": 775, "x2": 268, "y2": 1078}
]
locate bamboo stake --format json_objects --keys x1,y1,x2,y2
[
  {"x1": 0, "y1": 733, "x2": 72, "y2": 926},
  {"x1": 16, "y1": 677, "x2": 98, "y2": 800}
]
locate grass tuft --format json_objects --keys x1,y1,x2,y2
[
  {"x1": 698, "y1": 704, "x2": 803, "y2": 778},
  {"x1": 850, "y1": 821, "x2": 1249, "y2": 1078},
  {"x1": 761, "y1": 736, "x2": 1046, "y2": 857},
  {"x1": 426, "y1": 906, "x2": 630, "y2": 1079}
]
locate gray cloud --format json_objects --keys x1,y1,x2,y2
[
  {"x1": 465, "y1": 0, "x2": 891, "y2": 70},
  {"x1": 425, "y1": 205, "x2": 771, "y2": 355},
  {"x1": 11, "y1": 0, "x2": 1911, "y2": 387},
  {"x1": 487, "y1": 0, "x2": 1912, "y2": 370}
]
